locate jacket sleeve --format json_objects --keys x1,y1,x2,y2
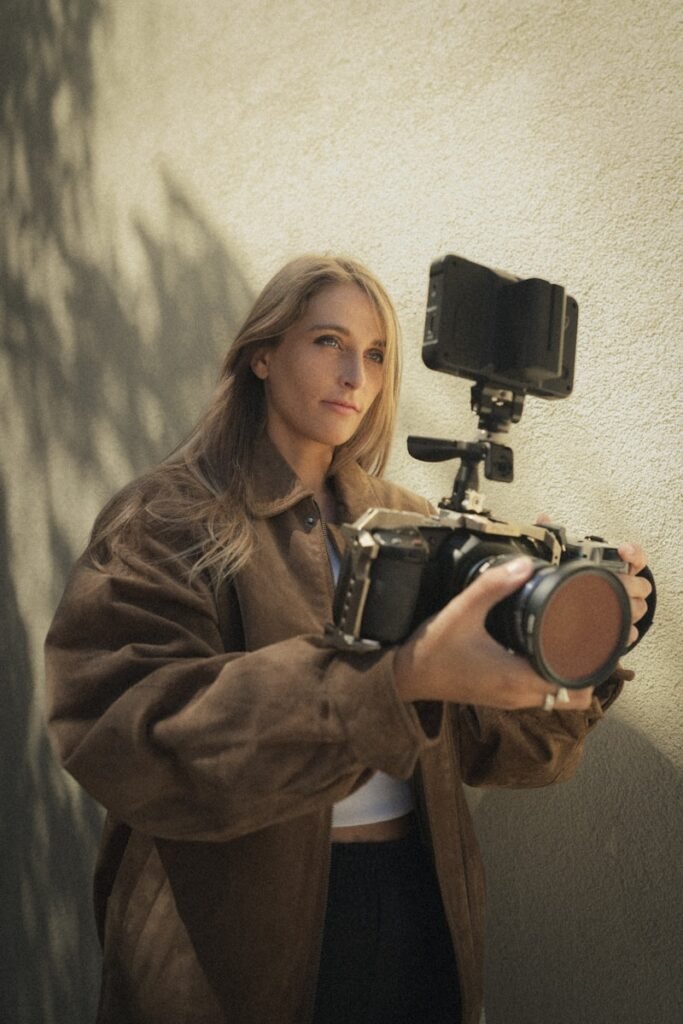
[
  {"x1": 45, "y1": 533, "x2": 440, "y2": 843},
  {"x1": 452, "y1": 669, "x2": 628, "y2": 788}
]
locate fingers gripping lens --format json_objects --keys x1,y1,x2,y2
[{"x1": 485, "y1": 560, "x2": 631, "y2": 687}]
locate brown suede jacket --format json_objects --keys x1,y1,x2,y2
[{"x1": 45, "y1": 439, "x2": 626, "y2": 1024}]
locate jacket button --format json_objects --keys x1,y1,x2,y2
[{"x1": 304, "y1": 514, "x2": 317, "y2": 528}]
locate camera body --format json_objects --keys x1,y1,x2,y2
[{"x1": 329, "y1": 508, "x2": 631, "y2": 689}]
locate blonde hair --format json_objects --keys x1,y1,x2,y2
[{"x1": 89, "y1": 254, "x2": 402, "y2": 584}]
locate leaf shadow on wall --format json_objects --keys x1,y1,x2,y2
[
  {"x1": 3, "y1": 191, "x2": 254, "y2": 1022},
  {"x1": 0, "y1": 480, "x2": 104, "y2": 1023},
  {"x1": 2, "y1": 6, "x2": 254, "y2": 1021},
  {"x1": 473, "y1": 714, "x2": 683, "y2": 1024}
]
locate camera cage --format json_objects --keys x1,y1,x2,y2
[{"x1": 328, "y1": 507, "x2": 565, "y2": 650}]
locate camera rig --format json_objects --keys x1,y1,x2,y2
[{"x1": 326, "y1": 255, "x2": 633, "y2": 688}]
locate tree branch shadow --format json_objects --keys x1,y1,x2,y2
[{"x1": 2, "y1": 5, "x2": 254, "y2": 1021}]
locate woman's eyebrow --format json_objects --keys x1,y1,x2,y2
[{"x1": 306, "y1": 322, "x2": 351, "y2": 335}]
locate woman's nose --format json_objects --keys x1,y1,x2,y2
[{"x1": 339, "y1": 352, "x2": 364, "y2": 389}]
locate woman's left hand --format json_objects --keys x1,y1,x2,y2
[
  {"x1": 617, "y1": 542, "x2": 652, "y2": 646},
  {"x1": 536, "y1": 516, "x2": 651, "y2": 648}
]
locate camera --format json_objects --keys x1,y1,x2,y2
[
  {"x1": 330, "y1": 508, "x2": 630, "y2": 689},
  {"x1": 327, "y1": 256, "x2": 632, "y2": 689}
]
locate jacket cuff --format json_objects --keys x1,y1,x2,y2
[
  {"x1": 327, "y1": 647, "x2": 444, "y2": 779},
  {"x1": 593, "y1": 664, "x2": 631, "y2": 711},
  {"x1": 622, "y1": 565, "x2": 656, "y2": 654}
]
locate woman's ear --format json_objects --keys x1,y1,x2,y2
[{"x1": 250, "y1": 348, "x2": 270, "y2": 380}]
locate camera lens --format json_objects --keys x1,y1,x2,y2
[
  {"x1": 485, "y1": 559, "x2": 631, "y2": 687},
  {"x1": 442, "y1": 536, "x2": 631, "y2": 688}
]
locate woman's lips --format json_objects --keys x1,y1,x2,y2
[{"x1": 323, "y1": 400, "x2": 361, "y2": 414}]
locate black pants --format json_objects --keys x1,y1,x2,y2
[{"x1": 312, "y1": 830, "x2": 461, "y2": 1024}]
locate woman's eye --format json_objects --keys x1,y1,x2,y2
[
  {"x1": 367, "y1": 348, "x2": 385, "y2": 365},
  {"x1": 315, "y1": 335, "x2": 340, "y2": 348}
]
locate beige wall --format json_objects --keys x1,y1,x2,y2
[{"x1": 2, "y1": 2, "x2": 681, "y2": 1021}]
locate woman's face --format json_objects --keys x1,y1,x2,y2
[{"x1": 251, "y1": 282, "x2": 386, "y2": 467}]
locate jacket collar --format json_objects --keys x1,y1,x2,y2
[{"x1": 247, "y1": 433, "x2": 379, "y2": 523}]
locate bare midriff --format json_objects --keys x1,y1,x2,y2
[{"x1": 330, "y1": 812, "x2": 415, "y2": 843}]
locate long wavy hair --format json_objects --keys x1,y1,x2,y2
[{"x1": 88, "y1": 254, "x2": 402, "y2": 584}]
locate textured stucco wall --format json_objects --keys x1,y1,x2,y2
[{"x1": 2, "y1": 1, "x2": 681, "y2": 1022}]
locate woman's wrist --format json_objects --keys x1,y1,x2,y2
[{"x1": 394, "y1": 629, "x2": 442, "y2": 705}]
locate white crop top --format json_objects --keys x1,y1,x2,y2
[
  {"x1": 326, "y1": 532, "x2": 415, "y2": 827},
  {"x1": 332, "y1": 770, "x2": 415, "y2": 827}
]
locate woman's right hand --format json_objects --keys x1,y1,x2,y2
[{"x1": 393, "y1": 557, "x2": 595, "y2": 712}]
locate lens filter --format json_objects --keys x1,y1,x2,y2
[{"x1": 522, "y1": 563, "x2": 631, "y2": 687}]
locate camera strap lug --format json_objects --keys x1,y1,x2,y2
[{"x1": 323, "y1": 624, "x2": 382, "y2": 652}]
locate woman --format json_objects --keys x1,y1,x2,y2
[{"x1": 45, "y1": 255, "x2": 652, "y2": 1024}]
